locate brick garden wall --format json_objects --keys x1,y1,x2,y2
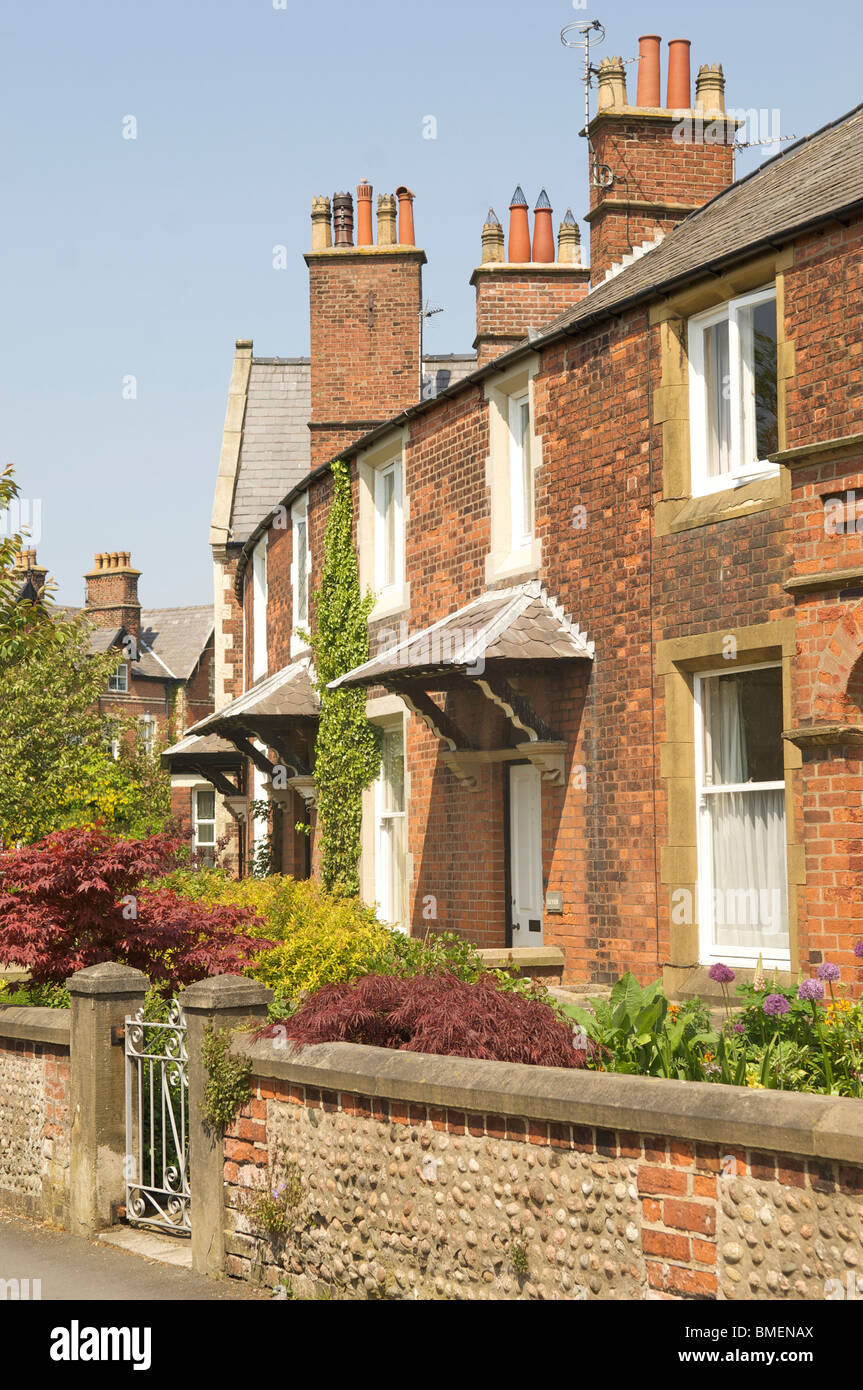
[
  {"x1": 0, "y1": 1012, "x2": 71, "y2": 1225},
  {"x1": 221, "y1": 1039, "x2": 863, "y2": 1301}
]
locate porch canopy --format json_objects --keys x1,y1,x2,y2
[
  {"x1": 160, "y1": 731, "x2": 246, "y2": 802},
  {"x1": 330, "y1": 582, "x2": 594, "y2": 787},
  {"x1": 176, "y1": 658, "x2": 320, "y2": 801}
]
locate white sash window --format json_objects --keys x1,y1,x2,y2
[{"x1": 694, "y1": 664, "x2": 789, "y2": 965}]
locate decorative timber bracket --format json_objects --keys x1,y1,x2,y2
[
  {"x1": 391, "y1": 681, "x2": 480, "y2": 790},
  {"x1": 188, "y1": 764, "x2": 242, "y2": 800}
]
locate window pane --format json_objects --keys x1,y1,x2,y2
[
  {"x1": 196, "y1": 787, "x2": 216, "y2": 820},
  {"x1": 702, "y1": 667, "x2": 783, "y2": 786},
  {"x1": 296, "y1": 518, "x2": 308, "y2": 623},
  {"x1": 382, "y1": 469, "x2": 396, "y2": 587},
  {"x1": 704, "y1": 318, "x2": 731, "y2": 478},
  {"x1": 750, "y1": 298, "x2": 778, "y2": 460},
  {"x1": 707, "y1": 788, "x2": 788, "y2": 951},
  {"x1": 382, "y1": 727, "x2": 404, "y2": 812},
  {"x1": 520, "y1": 400, "x2": 532, "y2": 537}
]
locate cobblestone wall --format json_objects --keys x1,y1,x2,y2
[
  {"x1": 0, "y1": 1034, "x2": 71, "y2": 1224},
  {"x1": 222, "y1": 1076, "x2": 863, "y2": 1301}
]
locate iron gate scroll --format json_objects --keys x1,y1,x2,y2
[{"x1": 124, "y1": 1000, "x2": 191, "y2": 1234}]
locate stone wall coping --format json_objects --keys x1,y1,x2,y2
[
  {"x1": 0, "y1": 1005, "x2": 71, "y2": 1046},
  {"x1": 66, "y1": 962, "x2": 148, "y2": 997},
  {"x1": 182, "y1": 974, "x2": 273, "y2": 1013},
  {"x1": 234, "y1": 1036, "x2": 863, "y2": 1166},
  {"x1": 478, "y1": 947, "x2": 566, "y2": 968}
]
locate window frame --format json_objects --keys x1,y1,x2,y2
[
  {"x1": 693, "y1": 660, "x2": 790, "y2": 968},
  {"x1": 291, "y1": 497, "x2": 311, "y2": 652},
  {"x1": 373, "y1": 455, "x2": 404, "y2": 599},
  {"x1": 508, "y1": 390, "x2": 534, "y2": 551},
  {"x1": 138, "y1": 713, "x2": 157, "y2": 754},
  {"x1": 688, "y1": 284, "x2": 779, "y2": 498},
  {"x1": 192, "y1": 784, "x2": 217, "y2": 850},
  {"x1": 373, "y1": 716, "x2": 407, "y2": 933},
  {"x1": 251, "y1": 535, "x2": 268, "y2": 683},
  {"x1": 108, "y1": 661, "x2": 128, "y2": 694}
]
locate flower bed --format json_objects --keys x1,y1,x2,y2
[{"x1": 563, "y1": 946, "x2": 863, "y2": 1097}]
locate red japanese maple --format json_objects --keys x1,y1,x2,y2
[
  {"x1": 0, "y1": 825, "x2": 268, "y2": 991},
  {"x1": 259, "y1": 972, "x2": 592, "y2": 1068}
]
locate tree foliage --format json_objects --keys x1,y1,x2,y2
[
  {"x1": 306, "y1": 458, "x2": 380, "y2": 895},
  {"x1": 0, "y1": 465, "x2": 171, "y2": 845},
  {"x1": 0, "y1": 825, "x2": 271, "y2": 991}
]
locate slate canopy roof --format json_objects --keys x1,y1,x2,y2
[{"x1": 330, "y1": 583, "x2": 594, "y2": 690}]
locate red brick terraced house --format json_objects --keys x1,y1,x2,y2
[
  {"x1": 165, "y1": 31, "x2": 863, "y2": 1001},
  {"x1": 13, "y1": 547, "x2": 225, "y2": 860}
]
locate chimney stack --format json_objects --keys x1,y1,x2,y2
[
  {"x1": 84, "y1": 550, "x2": 142, "y2": 638},
  {"x1": 586, "y1": 32, "x2": 738, "y2": 285},
  {"x1": 306, "y1": 181, "x2": 426, "y2": 467},
  {"x1": 667, "y1": 39, "x2": 691, "y2": 110},
  {"x1": 471, "y1": 190, "x2": 590, "y2": 366},
  {"x1": 356, "y1": 180, "x2": 374, "y2": 247}
]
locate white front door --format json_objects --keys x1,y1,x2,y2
[{"x1": 509, "y1": 764, "x2": 543, "y2": 946}]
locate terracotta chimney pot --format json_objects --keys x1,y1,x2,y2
[
  {"x1": 667, "y1": 38, "x2": 692, "y2": 110},
  {"x1": 396, "y1": 186, "x2": 415, "y2": 246},
  {"x1": 110, "y1": 552, "x2": 119, "y2": 568},
  {"x1": 508, "y1": 186, "x2": 531, "y2": 263},
  {"x1": 532, "y1": 190, "x2": 555, "y2": 264},
  {"x1": 356, "y1": 180, "x2": 374, "y2": 247},
  {"x1": 636, "y1": 35, "x2": 662, "y2": 107}
]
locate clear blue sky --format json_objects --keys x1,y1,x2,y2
[{"x1": 2, "y1": 0, "x2": 859, "y2": 608}]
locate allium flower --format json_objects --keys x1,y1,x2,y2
[
  {"x1": 763, "y1": 993, "x2": 790, "y2": 1016},
  {"x1": 817, "y1": 962, "x2": 840, "y2": 982},
  {"x1": 732, "y1": 1022, "x2": 745, "y2": 1034},
  {"x1": 798, "y1": 979, "x2": 825, "y2": 1002},
  {"x1": 708, "y1": 963, "x2": 736, "y2": 984}
]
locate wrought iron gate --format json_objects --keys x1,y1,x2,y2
[{"x1": 124, "y1": 1000, "x2": 191, "y2": 1234}]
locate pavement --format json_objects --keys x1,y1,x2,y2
[{"x1": 0, "y1": 1214, "x2": 270, "y2": 1301}]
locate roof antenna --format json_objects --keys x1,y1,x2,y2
[{"x1": 560, "y1": 18, "x2": 613, "y2": 189}]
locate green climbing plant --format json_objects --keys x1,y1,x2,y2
[{"x1": 307, "y1": 458, "x2": 381, "y2": 897}]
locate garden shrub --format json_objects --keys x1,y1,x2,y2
[
  {"x1": 0, "y1": 826, "x2": 270, "y2": 992},
  {"x1": 258, "y1": 971, "x2": 593, "y2": 1068},
  {"x1": 164, "y1": 869, "x2": 496, "y2": 1016}
]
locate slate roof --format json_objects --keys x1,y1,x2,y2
[
  {"x1": 330, "y1": 582, "x2": 594, "y2": 689},
  {"x1": 161, "y1": 731, "x2": 243, "y2": 771},
  {"x1": 230, "y1": 359, "x2": 311, "y2": 541},
  {"x1": 228, "y1": 354, "x2": 477, "y2": 543},
  {"x1": 187, "y1": 657, "x2": 320, "y2": 736},
  {"x1": 537, "y1": 102, "x2": 863, "y2": 343},
  {"x1": 139, "y1": 607, "x2": 214, "y2": 680},
  {"x1": 62, "y1": 604, "x2": 213, "y2": 680}
]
